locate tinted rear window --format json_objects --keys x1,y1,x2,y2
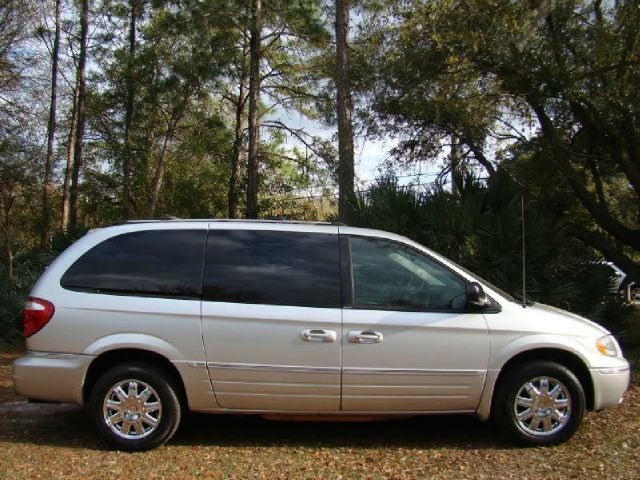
[
  {"x1": 203, "y1": 230, "x2": 340, "y2": 308},
  {"x1": 60, "y1": 230, "x2": 206, "y2": 298}
]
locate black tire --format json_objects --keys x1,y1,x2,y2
[
  {"x1": 89, "y1": 362, "x2": 182, "y2": 451},
  {"x1": 493, "y1": 361, "x2": 585, "y2": 446}
]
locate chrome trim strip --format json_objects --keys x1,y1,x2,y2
[
  {"x1": 215, "y1": 392, "x2": 339, "y2": 398},
  {"x1": 190, "y1": 408, "x2": 477, "y2": 415},
  {"x1": 206, "y1": 362, "x2": 340, "y2": 373},
  {"x1": 29, "y1": 351, "x2": 92, "y2": 359},
  {"x1": 343, "y1": 384, "x2": 471, "y2": 390},
  {"x1": 206, "y1": 363, "x2": 484, "y2": 376},
  {"x1": 188, "y1": 361, "x2": 207, "y2": 369},
  {"x1": 598, "y1": 366, "x2": 630, "y2": 375},
  {"x1": 342, "y1": 394, "x2": 469, "y2": 399},
  {"x1": 215, "y1": 380, "x2": 336, "y2": 388},
  {"x1": 342, "y1": 367, "x2": 485, "y2": 376}
]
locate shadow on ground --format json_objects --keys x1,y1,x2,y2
[
  {"x1": 175, "y1": 411, "x2": 505, "y2": 450},
  {"x1": 0, "y1": 400, "x2": 506, "y2": 451}
]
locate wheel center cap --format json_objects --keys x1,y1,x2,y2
[
  {"x1": 124, "y1": 411, "x2": 141, "y2": 421},
  {"x1": 123, "y1": 399, "x2": 142, "y2": 410},
  {"x1": 535, "y1": 396, "x2": 554, "y2": 416}
]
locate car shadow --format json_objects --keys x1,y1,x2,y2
[
  {"x1": 172, "y1": 412, "x2": 506, "y2": 450},
  {"x1": 0, "y1": 401, "x2": 511, "y2": 451}
]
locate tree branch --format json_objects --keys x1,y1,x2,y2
[
  {"x1": 570, "y1": 225, "x2": 640, "y2": 283},
  {"x1": 528, "y1": 98, "x2": 640, "y2": 251},
  {"x1": 262, "y1": 120, "x2": 330, "y2": 161}
]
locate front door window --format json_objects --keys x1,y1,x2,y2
[{"x1": 349, "y1": 236, "x2": 467, "y2": 310}]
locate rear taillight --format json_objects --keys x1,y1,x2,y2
[{"x1": 23, "y1": 297, "x2": 55, "y2": 338}]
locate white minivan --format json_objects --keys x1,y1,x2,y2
[{"x1": 13, "y1": 220, "x2": 630, "y2": 451}]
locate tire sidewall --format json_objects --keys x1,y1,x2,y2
[
  {"x1": 494, "y1": 361, "x2": 586, "y2": 446},
  {"x1": 89, "y1": 363, "x2": 181, "y2": 452}
]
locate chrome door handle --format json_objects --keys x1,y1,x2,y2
[
  {"x1": 300, "y1": 329, "x2": 337, "y2": 343},
  {"x1": 348, "y1": 330, "x2": 384, "y2": 344}
]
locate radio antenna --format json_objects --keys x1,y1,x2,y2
[{"x1": 521, "y1": 195, "x2": 527, "y2": 308}]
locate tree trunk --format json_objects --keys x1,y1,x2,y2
[
  {"x1": 5, "y1": 243, "x2": 13, "y2": 290},
  {"x1": 68, "y1": 0, "x2": 89, "y2": 234},
  {"x1": 122, "y1": 0, "x2": 139, "y2": 221},
  {"x1": 41, "y1": 0, "x2": 61, "y2": 247},
  {"x1": 149, "y1": 114, "x2": 181, "y2": 218},
  {"x1": 246, "y1": 0, "x2": 261, "y2": 219},
  {"x1": 61, "y1": 79, "x2": 80, "y2": 232},
  {"x1": 228, "y1": 30, "x2": 249, "y2": 219},
  {"x1": 450, "y1": 136, "x2": 463, "y2": 196},
  {"x1": 1, "y1": 191, "x2": 14, "y2": 289},
  {"x1": 335, "y1": 0, "x2": 355, "y2": 224},
  {"x1": 3, "y1": 231, "x2": 13, "y2": 290}
]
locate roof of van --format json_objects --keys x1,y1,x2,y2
[{"x1": 117, "y1": 218, "x2": 346, "y2": 226}]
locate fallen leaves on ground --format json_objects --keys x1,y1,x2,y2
[{"x1": 0, "y1": 354, "x2": 638, "y2": 479}]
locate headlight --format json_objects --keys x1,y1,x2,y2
[{"x1": 595, "y1": 335, "x2": 620, "y2": 357}]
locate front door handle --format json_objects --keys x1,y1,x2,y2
[
  {"x1": 300, "y1": 329, "x2": 337, "y2": 343},
  {"x1": 348, "y1": 330, "x2": 384, "y2": 344}
]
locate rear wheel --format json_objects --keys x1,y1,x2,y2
[
  {"x1": 493, "y1": 361, "x2": 585, "y2": 446},
  {"x1": 89, "y1": 363, "x2": 182, "y2": 451}
]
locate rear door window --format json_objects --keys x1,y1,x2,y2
[
  {"x1": 60, "y1": 230, "x2": 207, "y2": 298},
  {"x1": 203, "y1": 229, "x2": 341, "y2": 308}
]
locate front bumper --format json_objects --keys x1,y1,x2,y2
[
  {"x1": 12, "y1": 351, "x2": 94, "y2": 405},
  {"x1": 590, "y1": 363, "x2": 630, "y2": 410}
]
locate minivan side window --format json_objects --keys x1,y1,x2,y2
[
  {"x1": 349, "y1": 236, "x2": 467, "y2": 310},
  {"x1": 203, "y1": 230, "x2": 340, "y2": 308},
  {"x1": 60, "y1": 230, "x2": 207, "y2": 298}
]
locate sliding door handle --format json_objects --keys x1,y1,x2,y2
[
  {"x1": 348, "y1": 330, "x2": 384, "y2": 344},
  {"x1": 300, "y1": 329, "x2": 337, "y2": 343}
]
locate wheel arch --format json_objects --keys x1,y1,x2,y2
[
  {"x1": 82, "y1": 348, "x2": 188, "y2": 410},
  {"x1": 491, "y1": 348, "x2": 594, "y2": 413}
]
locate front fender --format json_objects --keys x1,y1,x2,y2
[
  {"x1": 476, "y1": 334, "x2": 595, "y2": 421},
  {"x1": 489, "y1": 334, "x2": 594, "y2": 371}
]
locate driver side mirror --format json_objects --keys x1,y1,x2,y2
[{"x1": 467, "y1": 282, "x2": 490, "y2": 308}]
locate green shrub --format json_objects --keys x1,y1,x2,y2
[
  {"x1": 349, "y1": 172, "x2": 637, "y2": 345},
  {"x1": 0, "y1": 249, "x2": 57, "y2": 348}
]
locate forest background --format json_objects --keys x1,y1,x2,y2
[{"x1": 0, "y1": 0, "x2": 639, "y2": 354}]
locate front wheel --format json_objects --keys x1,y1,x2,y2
[
  {"x1": 493, "y1": 361, "x2": 585, "y2": 446},
  {"x1": 89, "y1": 363, "x2": 182, "y2": 451}
]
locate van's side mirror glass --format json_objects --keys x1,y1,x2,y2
[{"x1": 467, "y1": 282, "x2": 490, "y2": 308}]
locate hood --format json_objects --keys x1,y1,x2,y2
[{"x1": 523, "y1": 302, "x2": 610, "y2": 336}]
